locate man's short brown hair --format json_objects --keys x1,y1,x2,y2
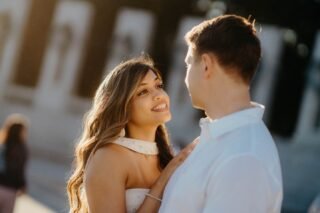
[{"x1": 185, "y1": 14, "x2": 261, "y2": 84}]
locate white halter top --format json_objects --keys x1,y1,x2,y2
[
  {"x1": 113, "y1": 137, "x2": 159, "y2": 155},
  {"x1": 113, "y1": 137, "x2": 158, "y2": 212}
]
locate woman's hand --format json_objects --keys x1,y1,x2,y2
[
  {"x1": 136, "y1": 138, "x2": 199, "y2": 213},
  {"x1": 155, "y1": 138, "x2": 199, "y2": 189}
]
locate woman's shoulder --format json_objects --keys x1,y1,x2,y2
[
  {"x1": 93, "y1": 140, "x2": 134, "y2": 161},
  {"x1": 85, "y1": 141, "x2": 131, "y2": 180}
]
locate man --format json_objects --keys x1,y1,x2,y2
[{"x1": 160, "y1": 14, "x2": 283, "y2": 213}]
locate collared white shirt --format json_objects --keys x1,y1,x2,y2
[{"x1": 160, "y1": 103, "x2": 283, "y2": 213}]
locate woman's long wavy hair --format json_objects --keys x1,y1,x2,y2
[{"x1": 67, "y1": 57, "x2": 174, "y2": 212}]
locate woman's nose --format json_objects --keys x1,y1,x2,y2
[{"x1": 153, "y1": 90, "x2": 164, "y2": 101}]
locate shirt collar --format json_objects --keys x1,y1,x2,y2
[{"x1": 199, "y1": 102, "x2": 265, "y2": 140}]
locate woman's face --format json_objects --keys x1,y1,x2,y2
[{"x1": 128, "y1": 70, "x2": 171, "y2": 128}]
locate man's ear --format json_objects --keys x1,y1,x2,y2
[{"x1": 201, "y1": 53, "x2": 214, "y2": 79}]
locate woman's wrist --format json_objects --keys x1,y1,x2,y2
[
  {"x1": 149, "y1": 177, "x2": 166, "y2": 198},
  {"x1": 145, "y1": 193, "x2": 162, "y2": 202}
]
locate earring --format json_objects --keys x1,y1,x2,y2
[{"x1": 119, "y1": 128, "x2": 126, "y2": 137}]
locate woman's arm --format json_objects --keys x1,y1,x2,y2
[
  {"x1": 84, "y1": 145, "x2": 128, "y2": 213},
  {"x1": 136, "y1": 139, "x2": 199, "y2": 213}
]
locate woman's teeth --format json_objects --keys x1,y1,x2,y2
[{"x1": 152, "y1": 104, "x2": 167, "y2": 111}]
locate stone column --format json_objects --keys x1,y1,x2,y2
[
  {"x1": 251, "y1": 25, "x2": 284, "y2": 123},
  {"x1": 295, "y1": 31, "x2": 320, "y2": 139},
  {"x1": 35, "y1": 1, "x2": 93, "y2": 111},
  {"x1": 0, "y1": 0, "x2": 31, "y2": 99},
  {"x1": 103, "y1": 7, "x2": 155, "y2": 75},
  {"x1": 166, "y1": 17, "x2": 204, "y2": 148}
]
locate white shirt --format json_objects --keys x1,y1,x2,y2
[{"x1": 160, "y1": 103, "x2": 283, "y2": 213}]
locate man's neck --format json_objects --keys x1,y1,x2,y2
[{"x1": 204, "y1": 88, "x2": 252, "y2": 120}]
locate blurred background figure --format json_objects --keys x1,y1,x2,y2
[{"x1": 0, "y1": 114, "x2": 28, "y2": 213}]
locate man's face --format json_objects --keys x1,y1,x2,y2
[{"x1": 184, "y1": 46, "x2": 204, "y2": 109}]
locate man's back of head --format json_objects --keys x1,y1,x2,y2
[{"x1": 185, "y1": 14, "x2": 261, "y2": 84}]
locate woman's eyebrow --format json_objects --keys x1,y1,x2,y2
[{"x1": 139, "y1": 77, "x2": 160, "y2": 86}]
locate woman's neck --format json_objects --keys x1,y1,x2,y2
[{"x1": 126, "y1": 124, "x2": 157, "y2": 142}]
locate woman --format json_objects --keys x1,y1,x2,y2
[
  {"x1": 67, "y1": 56, "x2": 196, "y2": 213},
  {"x1": 0, "y1": 114, "x2": 29, "y2": 213}
]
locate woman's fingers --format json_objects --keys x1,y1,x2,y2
[
  {"x1": 171, "y1": 138, "x2": 199, "y2": 166},
  {"x1": 178, "y1": 137, "x2": 199, "y2": 157},
  {"x1": 157, "y1": 138, "x2": 200, "y2": 185}
]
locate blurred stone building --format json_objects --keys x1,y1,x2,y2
[{"x1": 0, "y1": 0, "x2": 319, "y2": 212}]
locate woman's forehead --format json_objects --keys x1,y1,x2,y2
[{"x1": 140, "y1": 70, "x2": 160, "y2": 84}]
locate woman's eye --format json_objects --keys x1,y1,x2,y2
[
  {"x1": 137, "y1": 89, "x2": 148, "y2": 96},
  {"x1": 157, "y1": 83, "x2": 164, "y2": 89}
]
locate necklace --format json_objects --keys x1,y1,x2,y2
[{"x1": 113, "y1": 137, "x2": 159, "y2": 155}]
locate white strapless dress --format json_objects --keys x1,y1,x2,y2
[{"x1": 125, "y1": 188, "x2": 149, "y2": 213}]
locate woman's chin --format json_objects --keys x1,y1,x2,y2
[
  {"x1": 162, "y1": 113, "x2": 172, "y2": 123},
  {"x1": 154, "y1": 114, "x2": 172, "y2": 125}
]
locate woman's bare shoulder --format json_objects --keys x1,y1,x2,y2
[
  {"x1": 85, "y1": 143, "x2": 130, "y2": 184},
  {"x1": 84, "y1": 142, "x2": 128, "y2": 212}
]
